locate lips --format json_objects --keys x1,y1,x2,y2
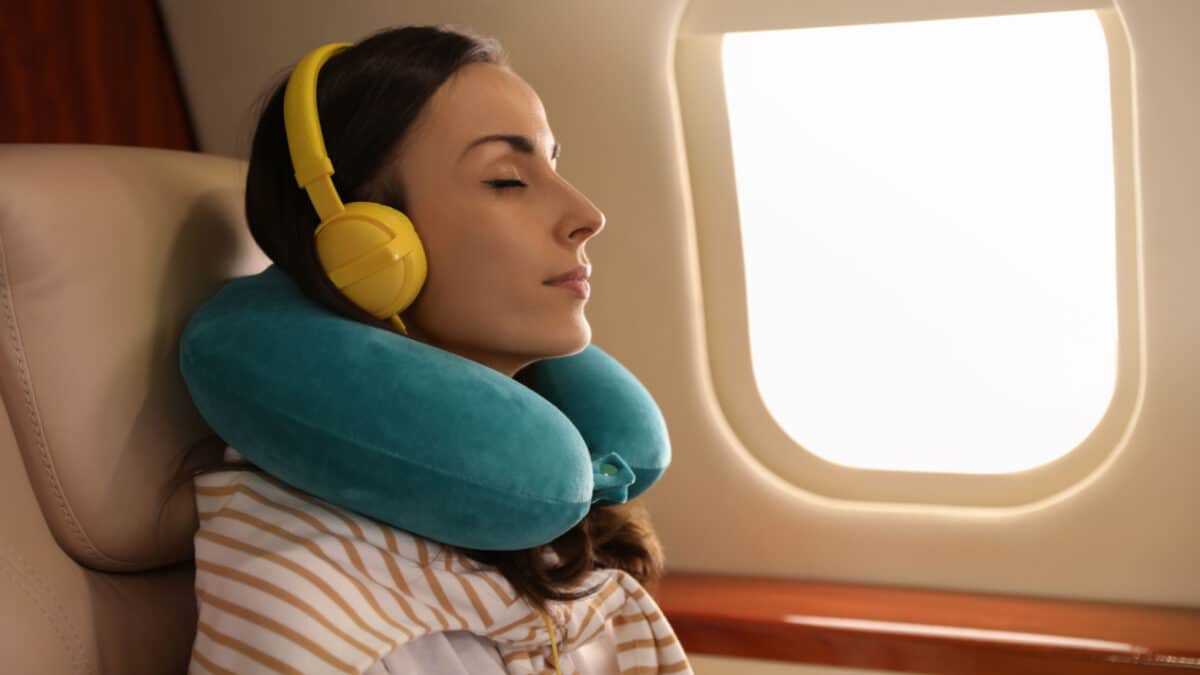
[{"x1": 544, "y1": 264, "x2": 591, "y2": 285}]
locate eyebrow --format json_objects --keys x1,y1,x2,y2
[{"x1": 459, "y1": 134, "x2": 560, "y2": 163}]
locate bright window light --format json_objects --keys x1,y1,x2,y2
[{"x1": 722, "y1": 11, "x2": 1118, "y2": 474}]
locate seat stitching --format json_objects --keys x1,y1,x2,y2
[
  {"x1": 0, "y1": 231, "x2": 121, "y2": 567},
  {"x1": 0, "y1": 540, "x2": 91, "y2": 674}
]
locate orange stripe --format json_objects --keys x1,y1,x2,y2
[
  {"x1": 424, "y1": 598, "x2": 452, "y2": 631},
  {"x1": 340, "y1": 511, "x2": 367, "y2": 540},
  {"x1": 572, "y1": 620, "x2": 610, "y2": 652},
  {"x1": 376, "y1": 549, "x2": 434, "y2": 633},
  {"x1": 190, "y1": 647, "x2": 235, "y2": 675},
  {"x1": 416, "y1": 539, "x2": 469, "y2": 629},
  {"x1": 382, "y1": 527, "x2": 403, "y2": 555},
  {"x1": 614, "y1": 634, "x2": 672, "y2": 653},
  {"x1": 618, "y1": 637, "x2": 656, "y2": 653},
  {"x1": 196, "y1": 484, "x2": 240, "y2": 497},
  {"x1": 372, "y1": 529, "x2": 444, "y2": 630},
  {"x1": 197, "y1": 589, "x2": 357, "y2": 673},
  {"x1": 233, "y1": 484, "x2": 370, "y2": 569},
  {"x1": 620, "y1": 664, "x2": 690, "y2": 675},
  {"x1": 228, "y1": 482, "x2": 434, "y2": 637},
  {"x1": 566, "y1": 577, "x2": 621, "y2": 648},
  {"x1": 485, "y1": 612, "x2": 539, "y2": 639},
  {"x1": 196, "y1": 620, "x2": 306, "y2": 675},
  {"x1": 451, "y1": 573, "x2": 495, "y2": 627},
  {"x1": 204, "y1": 506, "x2": 417, "y2": 641},
  {"x1": 449, "y1": 549, "x2": 479, "y2": 571},
  {"x1": 386, "y1": 523, "x2": 518, "y2": 619},
  {"x1": 613, "y1": 609, "x2": 663, "y2": 626},
  {"x1": 266, "y1": 476, "x2": 369, "y2": 541},
  {"x1": 197, "y1": 528, "x2": 395, "y2": 647},
  {"x1": 474, "y1": 569, "x2": 518, "y2": 606},
  {"x1": 246, "y1": 473, "x2": 376, "y2": 546},
  {"x1": 197, "y1": 558, "x2": 378, "y2": 659}
]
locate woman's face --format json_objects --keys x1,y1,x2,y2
[{"x1": 383, "y1": 62, "x2": 605, "y2": 376}]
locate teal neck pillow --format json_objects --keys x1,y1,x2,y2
[{"x1": 179, "y1": 266, "x2": 671, "y2": 550}]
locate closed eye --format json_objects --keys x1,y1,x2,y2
[{"x1": 483, "y1": 179, "x2": 527, "y2": 190}]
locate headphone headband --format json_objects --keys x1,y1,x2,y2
[
  {"x1": 281, "y1": 41, "x2": 428, "y2": 336},
  {"x1": 283, "y1": 42, "x2": 353, "y2": 222}
]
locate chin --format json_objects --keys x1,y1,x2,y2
[
  {"x1": 527, "y1": 317, "x2": 591, "y2": 359},
  {"x1": 546, "y1": 326, "x2": 592, "y2": 358}
]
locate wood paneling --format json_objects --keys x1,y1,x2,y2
[
  {"x1": 657, "y1": 573, "x2": 1200, "y2": 674},
  {"x1": 0, "y1": 0, "x2": 195, "y2": 149}
]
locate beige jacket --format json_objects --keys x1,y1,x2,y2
[{"x1": 189, "y1": 455, "x2": 693, "y2": 675}]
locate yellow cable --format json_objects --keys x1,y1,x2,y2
[
  {"x1": 540, "y1": 611, "x2": 562, "y2": 675},
  {"x1": 388, "y1": 314, "x2": 408, "y2": 335}
]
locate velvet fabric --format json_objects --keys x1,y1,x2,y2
[
  {"x1": 521, "y1": 341, "x2": 670, "y2": 505},
  {"x1": 179, "y1": 266, "x2": 670, "y2": 550}
]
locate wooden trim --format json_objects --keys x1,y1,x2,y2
[
  {"x1": 0, "y1": 0, "x2": 195, "y2": 149},
  {"x1": 655, "y1": 574, "x2": 1200, "y2": 673}
]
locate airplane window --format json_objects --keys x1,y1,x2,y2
[{"x1": 722, "y1": 10, "x2": 1117, "y2": 473}]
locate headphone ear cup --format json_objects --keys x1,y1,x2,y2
[{"x1": 314, "y1": 201, "x2": 427, "y2": 321}]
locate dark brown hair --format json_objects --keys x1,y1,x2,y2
[{"x1": 238, "y1": 24, "x2": 663, "y2": 611}]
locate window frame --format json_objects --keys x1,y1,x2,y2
[{"x1": 674, "y1": 0, "x2": 1142, "y2": 506}]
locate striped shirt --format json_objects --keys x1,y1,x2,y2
[{"x1": 189, "y1": 456, "x2": 693, "y2": 675}]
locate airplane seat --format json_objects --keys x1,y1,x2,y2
[{"x1": 0, "y1": 144, "x2": 268, "y2": 674}]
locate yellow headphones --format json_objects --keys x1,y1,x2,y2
[{"x1": 282, "y1": 42, "x2": 427, "y2": 335}]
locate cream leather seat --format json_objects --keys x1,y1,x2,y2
[{"x1": 0, "y1": 144, "x2": 268, "y2": 674}]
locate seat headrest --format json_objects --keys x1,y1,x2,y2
[{"x1": 0, "y1": 144, "x2": 268, "y2": 571}]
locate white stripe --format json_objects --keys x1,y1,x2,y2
[{"x1": 782, "y1": 615, "x2": 1149, "y2": 654}]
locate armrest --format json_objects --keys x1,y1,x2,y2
[{"x1": 656, "y1": 573, "x2": 1200, "y2": 674}]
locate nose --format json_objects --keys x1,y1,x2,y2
[{"x1": 554, "y1": 176, "x2": 605, "y2": 245}]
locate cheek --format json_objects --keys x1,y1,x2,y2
[
  {"x1": 452, "y1": 205, "x2": 538, "y2": 276},
  {"x1": 420, "y1": 211, "x2": 540, "y2": 306}
]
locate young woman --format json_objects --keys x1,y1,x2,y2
[{"x1": 189, "y1": 24, "x2": 691, "y2": 674}]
